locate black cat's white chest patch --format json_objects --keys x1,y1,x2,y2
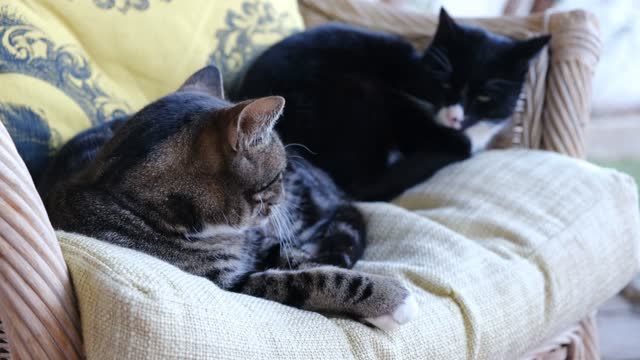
[{"x1": 464, "y1": 120, "x2": 509, "y2": 153}]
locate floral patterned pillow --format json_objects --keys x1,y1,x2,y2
[{"x1": 0, "y1": 0, "x2": 303, "y2": 181}]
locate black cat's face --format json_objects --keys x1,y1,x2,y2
[{"x1": 420, "y1": 9, "x2": 550, "y2": 130}]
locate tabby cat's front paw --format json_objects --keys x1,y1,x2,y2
[
  {"x1": 353, "y1": 274, "x2": 419, "y2": 331},
  {"x1": 363, "y1": 292, "x2": 419, "y2": 331}
]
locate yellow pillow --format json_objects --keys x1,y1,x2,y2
[{"x1": 0, "y1": 0, "x2": 303, "y2": 179}]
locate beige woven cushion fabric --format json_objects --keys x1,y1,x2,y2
[{"x1": 58, "y1": 150, "x2": 640, "y2": 360}]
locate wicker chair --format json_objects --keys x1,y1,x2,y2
[{"x1": 0, "y1": 2, "x2": 602, "y2": 359}]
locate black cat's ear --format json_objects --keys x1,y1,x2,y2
[
  {"x1": 512, "y1": 35, "x2": 551, "y2": 61},
  {"x1": 179, "y1": 66, "x2": 225, "y2": 99},
  {"x1": 226, "y1": 96, "x2": 285, "y2": 151},
  {"x1": 439, "y1": 8, "x2": 455, "y2": 26},
  {"x1": 433, "y1": 8, "x2": 459, "y2": 41}
]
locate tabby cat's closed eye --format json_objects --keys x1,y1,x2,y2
[{"x1": 255, "y1": 171, "x2": 284, "y2": 193}]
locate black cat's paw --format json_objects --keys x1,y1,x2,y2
[
  {"x1": 444, "y1": 129, "x2": 473, "y2": 157},
  {"x1": 310, "y1": 232, "x2": 361, "y2": 268},
  {"x1": 307, "y1": 206, "x2": 366, "y2": 268}
]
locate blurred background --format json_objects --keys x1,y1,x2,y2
[{"x1": 368, "y1": 1, "x2": 640, "y2": 358}]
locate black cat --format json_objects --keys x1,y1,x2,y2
[{"x1": 236, "y1": 9, "x2": 550, "y2": 201}]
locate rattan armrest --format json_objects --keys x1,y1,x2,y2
[
  {"x1": 539, "y1": 10, "x2": 600, "y2": 156},
  {"x1": 0, "y1": 121, "x2": 83, "y2": 359}
]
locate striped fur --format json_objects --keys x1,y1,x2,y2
[{"x1": 39, "y1": 66, "x2": 416, "y2": 329}]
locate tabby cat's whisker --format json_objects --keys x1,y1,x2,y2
[
  {"x1": 272, "y1": 205, "x2": 296, "y2": 269},
  {"x1": 288, "y1": 155, "x2": 306, "y2": 161},
  {"x1": 259, "y1": 198, "x2": 265, "y2": 215},
  {"x1": 285, "y1": 143, "x2": 317, "y2": 155},
  {"x1": 288, "y1": 157, "x2": 313, "y2": 172},
  {"x1": 279, "y1": 211, "x2": 295, "y2": 267}
]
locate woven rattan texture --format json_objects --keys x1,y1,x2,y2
[
  {"x1": 0, "y1": 122, "x2": 83, "y2": 359},
  {"x1": 520, "y1": 313, "x2": 599, "y2": 360}
]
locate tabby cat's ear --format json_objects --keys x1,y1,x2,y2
[
  {"x1": 178, "y1": 66, "x2": 225, "y2": 99},
  {"x1": 226, "y1": 96, "x2": 285, "y2": 151}
]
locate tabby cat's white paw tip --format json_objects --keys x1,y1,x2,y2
[{"x1": 364, "y1": 294, "x2": 419, "y2": 331}]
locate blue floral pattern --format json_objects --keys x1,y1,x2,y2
[
  {"x1": 0, "y1": 8, "x2": 129, "y2": 179},
  {"x1": 92, "y1": 0, "x2": 172, "y2": 14},
  {"x1": 208, "y1": 0, "x2": 298, "y2": 92},
  {"x1": 0, "y1": 9, "x2": 129, "y2": 124}
]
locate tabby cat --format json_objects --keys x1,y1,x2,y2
[
  {"x1": 40, "y1": 66, "x2": 417, "y2": 330},
  {"x1": 236, "y1": 9, "x2": 550, "y2": 201}
]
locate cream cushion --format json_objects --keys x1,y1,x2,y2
[{"x1": 59, "y1": 149, "x2": 640, "y2": 359}]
